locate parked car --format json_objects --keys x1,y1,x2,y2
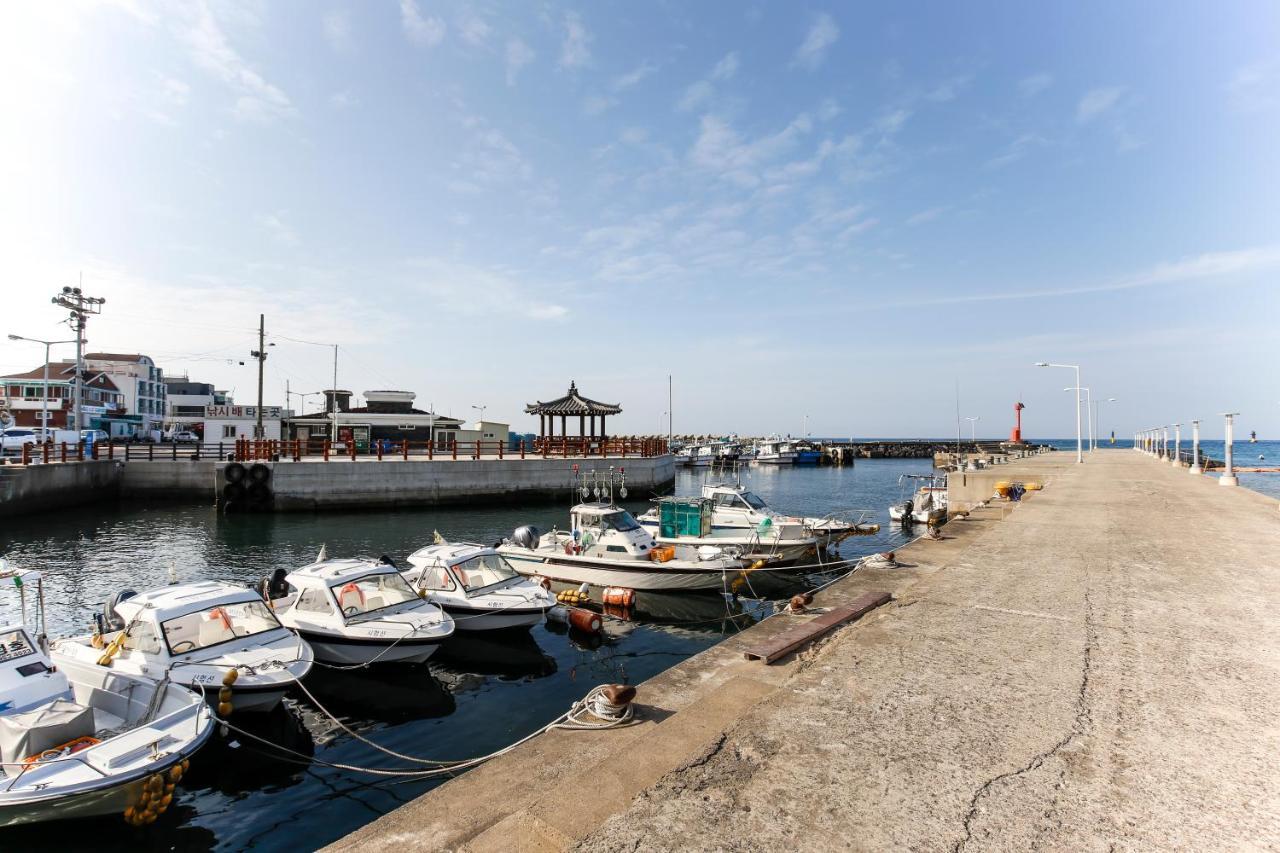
[
  {"x1": 80, "y1": 429, "x2": 110, "y2": 444},
  {"x1": 1, "y1": 428, "x2": 39, "y2": 454},
  {"x1": 173, "y1": 431, "x2": 200, "y2": 443}
]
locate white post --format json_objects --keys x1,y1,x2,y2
[
  {"x1": 1171, "y1": 423, "x2": 1181, "y2": 467},
  {"x1": 1189, "y1": 420, "x2": 1201, "y2": 474},
  {"x1": 1220, "y1": 413, "x2": 1238, "y2": 486},
  {"x1": 1162, "y1": 426, "x2": 1168, "y2": 460}
]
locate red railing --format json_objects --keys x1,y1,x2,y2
[{"x1": 9, "y1": 437, "x2": 669, "y2": 464}]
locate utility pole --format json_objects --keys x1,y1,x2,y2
[
  {"x1": 52, "y1": 282, "x2": 105, "y2": 433},
  {"x1": 667, "y1": 374, "x2": 673, "y2": 449},
  {"x1": 250, "y1": 314, "x2": 269, "y2": 438}
]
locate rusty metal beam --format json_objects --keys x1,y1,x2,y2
[{"x1": 743, "y1": 591, "x2": 891, "y2": 664}]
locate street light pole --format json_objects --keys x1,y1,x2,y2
[
  {"x1": 1220, "y1": 412, "x2": 1239, "y2": 486},
  {"x1": 965, "y1": 416, "x2": 980, "y2": 443},
  {"x1": 1171, "y1": 423, "x2": 1181, "y2": 467},
  {"x1": 7, "y1": 335, "x2": 78, "y2": 437},
  {"x1": 1189, "y1": 420, "x2": 1202, "y2": 474},
  {"x1": 1036, "y1": 362, "x2": 1082, "y2": 463}
]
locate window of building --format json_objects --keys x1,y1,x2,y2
[{"x1": 222, "y1": 425, "x2": 237, "y2": 438}]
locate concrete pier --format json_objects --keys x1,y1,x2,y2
[{"x1": 327, "y1": 450, "x2": 1280, "y2": 851}]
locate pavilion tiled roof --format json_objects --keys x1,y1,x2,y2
[{"x1": 524, "y1": 381, "x2": 622, "y2": 416}]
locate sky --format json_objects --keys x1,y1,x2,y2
[{"x1": 1, "y1": 1, "x2": 1277, "y2": 440}]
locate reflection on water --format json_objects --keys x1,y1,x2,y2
[{"x1": 0, "y1": 457, "x2": 933, "y2": 850}]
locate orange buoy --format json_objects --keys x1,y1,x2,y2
[
  {"x1": 601, "y1": 587, "x2": 636, "y2": 607},
  {"x1": 567, "y1": 607, "x2": 602, "y2": 634}
]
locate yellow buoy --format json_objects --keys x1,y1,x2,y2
[
  {"x1": 994, "y1": 481, "x2": 1011, "y2": 497},
  {"x1": 1024, "y1": 481, "x2": 1042, "y2": 491},
  {"x1": 217, "y1": 701, "x2": 233, "y2": 717},
  {"x1": 222, "y1": 668, "x2": 239, "y2": 687}
]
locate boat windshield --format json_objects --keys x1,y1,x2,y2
[
  {"x1": 161, "y1": 600, "x2": 282, "y2": 654},
  {"x1": 330, "y1": 572, "x2": 420, "y2": 617},
  {"x1": 452, "y1": 553, "x2": 521, "y2": 593},
  {"x1": 741, "y1": 492, "x2": 768, "y2": 510},
  {"x1": 597, "y1": 511, "x2": 641, "y2": 532}
]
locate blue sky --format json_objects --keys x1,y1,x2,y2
[{"x1": 1, "y1": 1, "x2": 1277, "y2": 439}]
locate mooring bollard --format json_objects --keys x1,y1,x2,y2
[
  {"x1": 1171, "y1": 423, "x2": 1181, "y2": 467},
  {"x1": 1219, "y1": 412, "x2": 1239, "y2": 486},
  {"x1": 1189, "y1": 420, "x2": 1201, "y2": 474}
]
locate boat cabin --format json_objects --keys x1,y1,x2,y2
[
  {"x1": 114, "y1": 581, "x2": 289, "y2": 658},
  {"x1": 568, "y1": 503, "x2": 653, "y2": 557},
  {"x1": 406, "y1": 544, "x2": 526, "y2": 596},
  {"x1": 279, "y1": 560, "x2": 422, "y2": 619}
]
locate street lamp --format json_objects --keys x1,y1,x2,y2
[
  {"x1": 1036, "y1": 362, "x2": 1083, "y2": 463},
  {"x1": 1097, "y1": 398, "x2": 1118, "y2": 446},
  {"x1": 964, "y1": 416, "x2": 980, "y2": 443},
  {"x1": 8, "y1": 334, "x2": 79, "y2": 438},
  {"x1": 471, "y1": 404, "x2": 487, "y2": 423},
  {"x1": 1063, "y1": 385, "x2": 1094, "y2": 453}
]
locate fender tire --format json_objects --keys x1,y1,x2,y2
[
  {"x1": 224, "y1": 462, "x2": 247, "y2": 484},
  {"x1": 223, "y1": 482, "x2": 245, "y2": 501},
  {"x1": 249, "y1": 463, "x2": 271, "y2": 483}
]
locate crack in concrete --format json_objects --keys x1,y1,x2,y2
[{"x1": 953, "y1": 588, "x2": 1097, "y2": 852}]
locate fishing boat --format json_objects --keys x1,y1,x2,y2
[
  {"x1": 753, "y1": 436, "x2": 798, "y2": 464},
  {"x1": 53, "y1": 581, "x2": 313, "y2": 713},
  {"x1": 636, "y1": 480, "x2": 878, "y2": 561},
  {"x1": 264, "y1": 558, "x2": 455, "y2": 664},
  {"x1": 889, "y1": 474, "x2": 949, "y2": 525},
  {"x1": 793, "y1": 440, "x2": 823, "y2": 465},
  {"x1": 402, "y1": 543, "x2": 553, "y2": 631},
  {"x1": 0, "y1": 562, "x2": 215, "y2": 827}
]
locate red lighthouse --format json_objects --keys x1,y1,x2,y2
[{"x1": 1010, "y1": 401, "x2": 1025, "y2": 443}]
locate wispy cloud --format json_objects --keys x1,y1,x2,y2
[
  {"x1": 792, "y1": 13, "x2": 839, "y2": 71},
  {"x1": 457, "y1": 13, "x2": 491, "y2": 47},
  {"x1": 711, "y1": 51, "x2": 739, "y2": 81},
  {"x1": 925, "y1": 75, "x2": 972, "y2": 102},
  {"x1": 874, "y1": 109, "x2": 910, "y2": 135},
  {"x1": 505, "y1": 38, "x2": 534, "y2": 86},
  {"x1": 321, "y1": 9, "x2": 352, "y2": 52},
  {"x1": 559, "y1": 12, "x2": 591, "y2": 69},
  {"x1": 906, "y1": 206, "x2": 947, "y2": 226},
  {"x1": 613, "y1": 60, "x2": 659, "y2": 92},
  {"x1": 984, "y1": 132, "x2": 1047, "y2": 169},
  {"x1": 257, "y1": 211, "x2": 299, "y2": 247},
  {"x1": 329, "y1": 89, "x2": 358, "y2": 110},
  {"x1": 400, "y1": 0, "x2": 445, "y2": 47},
  {"x1": 883, "y1": 246, "x2": 1280, "y2": 308},
  {"x1": 179, "y1": 3, "x2": 295, "y2": 122},
  {"x1": 690, "y1": 113, "x2": 815, "y2": 187},
  {"x1": 1019, "y1": 72, "x2": 1053, "y2": 97},
  {"x1": 582, "y1": 94, "x2": 616, "y2": 115},
  {"x1": 676, "y1": 52, "x2": 739, "y2": 112},
  {"x1": 1076, "y1": 86, "x2": 1124, "y2": 122},
  {"x1": 1227, "y1": 60, "x2": 1278, "y2": 113},
  {"x1": 406, "y1": 257, "x2": 569, "y2": 321}
]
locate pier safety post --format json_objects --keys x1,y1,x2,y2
[
  {"x1": 1189, "y1": 420, "x2": 1201, "y2": 474},
  {"x1": 1171, "y1": 423, "x2": 1181, "y2": 467},
  {"x1": 1162, "y1": 426, "x2": 1169, "y2": 460},
  {"x1": 1219, "y1": 413, "x2": 1239, "y2": 486}
]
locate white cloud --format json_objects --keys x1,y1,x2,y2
[
  {"x1": 690, "y1": 113, "x2": 815, "y2": 186},
  {"x1": 925, "y1": 75, "x2": 972, "y2": 102},
  {"x1": 559, "y1": 12, "x2": 591, "y2": 69},
  {"x1": 400, "y1": 0, "x2": 445, "y2": 47},
  {"x1": 583, "y1": 94, "x2": 616, "y2": 115},
  {"x1": 1227, "y1": 61, "x2": 1278, "y2": 113},
  {"x1": 984, "y1": 132, "x2": 1047, "y2": 169},
  {"x1": 329, "y1": 89, "x2": 358, "y2": 110},
  {"x1": 1076, "y1": 86, "x2": 1124, "y2": 122},
  {"x1": 160, "y1": 75, "x2": 189, "y2": 107},
  {"x1": 792, "y1": 13, "x2": 838, "y2": 71},
  {"x1": 677, "y1": 80, "x2": 714, "y2": 112},
  {"x1": 874, "y1": 109, "x2": 910, "y2": 135},
  {"x1": 322, "y1": 9, "x2": 351, "y2": 52},
  {"x1": 179, "y1": 3, "x2": 296, "y2": 122},
  {"x1": 458, "y1": 13, "x2": 491, "y2": 47},
  {"x1": 1019, "y1": 72, "x2": 1053, "y2": 97},
  {"x1": 256, "y1": 211, "x2": 299, "y2": 247},
  {"x1": 906, "y1": 206, "x2": 947, "y2": 226},
  {"x1": 613, "y1": 60, "x2": 659, "y2": 92},
  {"x1": 407, "y1": 257, "x2": 569, "y2": 321},
  {"x1": 711, "y1": 51, "x2": 739, "y2": 81},
  {"x1": 505, "y1": 38, "x2": 535, "y2": 86}
]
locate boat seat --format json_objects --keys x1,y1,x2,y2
[
  {"x1": 198, "y1": 620, "x2": 235, "y2": 648},
  {"x1": 0, "y1": 699, "x2": 96, "y2": 767},
  {"x1": 364, "y1": 596, "x2": 385, "y2": 610}
]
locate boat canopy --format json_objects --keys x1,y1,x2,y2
[{"x1": 114, "y1": 581, "x2": 272, "y2": 624}]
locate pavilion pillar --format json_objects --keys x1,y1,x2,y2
[{"x1": 561, "y1": 415, "x2": 566, "y2": 439}]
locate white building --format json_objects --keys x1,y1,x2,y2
[
  {"x1": 84, "y1": 353, "x2": 168, "y2": 434},
  {"x1": 165, "y1": 377, "x2": 232, "y2": 432},
  {"x1": 203, "y1": 404, "x2": 285, "y2": 442}
]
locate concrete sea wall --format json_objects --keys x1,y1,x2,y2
[
  {"x1": 216, "y1": 456, "x2": 677, "y2": 511},
  {"x1": 119, "y1": 460, "x2": 218, "y2": 499},
  {"x1": 0, "y1": 461, "x2": 123, "y2": 517}
]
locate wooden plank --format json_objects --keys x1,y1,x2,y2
[{"x1": 743, "y1": 591, "x2": 891, "y2": 664}]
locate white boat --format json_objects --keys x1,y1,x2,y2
[
  {"x1": 402, "y1": 543, "x2": 553, "y2": 631},
  {"x1": 54, "y1": 581, "x2": 314, "y2": 713},
  {"x1": 265, "y1": 559, "x2": 454, "y2": 664},
  {"x1": 497, "y1": 503, "x2": 752, "y2": 591},
  {"x1": 753, "y1": 437, "x2": 798, "y2": 465},
  {"x1": 637, "y1": 481, "x2": 878, "y2": 560},
  {"x1": 889, "y1": 474, "x2": 949, "y2": 525},
  {"x1": 0, "y1": 563, "x2": 215, "y2": 827}
]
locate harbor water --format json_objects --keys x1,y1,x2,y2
[{"x1": 0, "y1": 457, "x2": 933, "y2": 851}]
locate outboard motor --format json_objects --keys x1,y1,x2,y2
[
  {"x1": 899, "y1": 501, "x2": 915, "y2": 524},
  {"x1": 378, "y1": 554, "x2": 397, "y2": 568},
  {"x1": 262, "y1": 568, "x2": 290, "y2": 600},
  {"x1": 512, "y1": 525, "x2": 541, "y2": 550},
  {"x1": 102, "y1": 589, "x2": 138, "y2": 632}
]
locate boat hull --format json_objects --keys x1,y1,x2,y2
[
  {"x1": 499, "y1": 550, "x2": 733, "y2": 591},
  {"x1": 438, "y1": 604, "x2": 546, "y2": 632},
  {"x1": 294, "y1": 630, "x2": 444, "y2": 665}
]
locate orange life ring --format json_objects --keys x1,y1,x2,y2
[{"x1": 208, "y1": 607, "x2": 233, "y2": 630}]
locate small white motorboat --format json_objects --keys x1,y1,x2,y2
[
  {"x1": 753, "y1": 436, "x2": 798, "y2": 464},
  {"x1": 402, "y1": 543, "x2": 552, "y2": 631},
  {"x1": 0, "y1": 562, "x2": 215, "y2": 827},
  {"x1": 53, "y1": 581, "x2": 313, "y2": 714},
  {"x1": 889, "y1": 474, "x2": 949, "y2": 525},
  {"x1": 264, "y1": 558, "x2": 455, "y2": 664}
]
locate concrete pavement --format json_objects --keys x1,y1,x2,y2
[{"x1": 329, "y1": 450, "x2": 1280, "y2": 852}]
